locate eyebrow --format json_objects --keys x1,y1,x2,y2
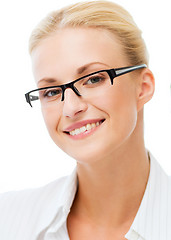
[
  {"x1": 38, "y1": 62, "x2": 110, "y2": 85},
  {"x1": 76, "y1": 62, "x2": 110, "y2": 75}
]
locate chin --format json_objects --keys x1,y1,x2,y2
[{"x1": 60, "y1": 139, "x2": 117, "y2": 165}]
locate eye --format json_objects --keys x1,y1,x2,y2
[
  {"x1": 85, "y1": 76, "x2": 105, "y2": 85},
  {"x1": 44, "y1": 88, "x2": 62, "y2": 97}
]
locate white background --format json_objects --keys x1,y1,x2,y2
[{"x1": 0, "y1": 0, "x2": 170, "y2": 193}]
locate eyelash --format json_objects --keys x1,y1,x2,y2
[
  {"x1": 43, "y1": 88, "x2": 61, "y2": 98},
  {"x1": 84, "y1": 76, "x2": 105, "y2": 85}
]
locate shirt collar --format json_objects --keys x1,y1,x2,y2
[
  {"x1": 35, "y1": 167, "x2": 78, "y2": 238},
  {"x1": 125, "y1": 152, "x2": 170, "y2": 240},
  {"x1": 57, "y1": 167, "x2": 78, "y2": 212},
  {"x1": 37, "y1": 152, "x2": 170, "y2": 240}
]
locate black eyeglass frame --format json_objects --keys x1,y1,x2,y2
[{"x1": 25, "y1": 64, "x2": 147, "y2": 107}]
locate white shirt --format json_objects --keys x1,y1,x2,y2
[{"x1": 0, "y1": 152, "x2": 170, "y2": 240}]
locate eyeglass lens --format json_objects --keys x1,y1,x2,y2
[{"x1": 29, "y1": 71, "x2": 111, "y2": 108}]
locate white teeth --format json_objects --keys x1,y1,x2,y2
[
  {"x1": 86, "y1": 124, "x2": 91, "y2": 131},
  {"x1": 75, "y1": 129, "x2": 80, "y2": 135},
  {"x1": 96, "y1": 122, "x2": 99, "y2": 127},
  {"x1": 69, "y1": 121, "x2": 103, "y2": 136},
  {"x1": 70, "y1": 130, "x2": 75, "y2": 136},
  {"x1": 80, "y1": 126, "x2": 86, "y2": 133}
]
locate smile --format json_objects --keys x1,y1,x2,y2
[
  {"x1": 64, "y1": 119, "x2": 105, "y2": 138},
  {"x1": 69, "y1": 121, "x2": 102, "y2": 136}
]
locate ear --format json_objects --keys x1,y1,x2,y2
[{"x1": 136, "y1": 68, "x2": 155, "y2": 112}]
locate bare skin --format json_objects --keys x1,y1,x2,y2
[
  {"x1": 67, "y1": 111, "x2": 150, "y2": 239},
  {"x1": 31, "y1": 27, "x2": 155, "y2": 239}
]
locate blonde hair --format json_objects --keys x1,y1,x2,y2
[{"x1": 29, "y1": 0, "x2": 149, "y2": 66}]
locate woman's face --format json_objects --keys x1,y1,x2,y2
[{"x1": 31, "y1": 27, "x2": 141, "y2": 163}]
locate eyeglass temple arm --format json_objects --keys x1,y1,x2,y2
[
  {"x1": 25, "y1": 93, "x2": 39, "y2": 107},
  {"x1": 115, "y1": 64, "x2": 147, "y2": 77}
]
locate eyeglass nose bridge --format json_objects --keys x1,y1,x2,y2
[{"x1": 61, "y1": 82, "x2": 82, "y2": 101}]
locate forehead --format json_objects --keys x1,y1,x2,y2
[{"x1": 31, "y1": 27, "x2": 128, "y2": 83}]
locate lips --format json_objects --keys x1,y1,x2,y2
[{"x1": 63, "y1": 119, "x2": 105, "y2": 135}]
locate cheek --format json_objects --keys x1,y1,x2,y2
[
  {"x1": 94, "y1": 83, "x2": 138, "y2": 137},
  {"x1": 41, "y1": 107, "x2": 60, "y2": 139},
  {"x1": 112, "y1": 86, "x2": 138, "y2": 137},
  {"x1": 96, "y1": 81, "x2": 137, "y2": 113}
]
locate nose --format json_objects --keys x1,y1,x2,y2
[{"x1": 62, "y1": 88, "x2": 88, "y2": 118}]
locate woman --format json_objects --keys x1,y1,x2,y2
[{"x1": 0, "y1": 1, "x2": 170, "y2": 240}]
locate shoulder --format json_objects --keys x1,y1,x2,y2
[
  {"x1": 150, "y1": 153, "x2": 171, "y2": 232},
  {"x1": 0, "y1": 168, "x2": 77, "y2": 240},
  {"x1": 0, "y1": 174, "x2": 68, "y2": 209}
]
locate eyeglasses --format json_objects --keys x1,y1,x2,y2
[{"x1": 25, "y1": 64, "x2": 147, "y2": 108}]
